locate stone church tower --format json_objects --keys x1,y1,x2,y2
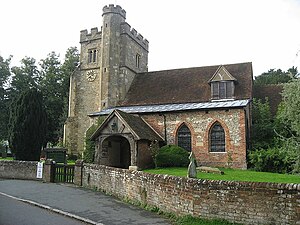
[{"x1": 64, "y1": 5, "x2": 149, "y2": 156}]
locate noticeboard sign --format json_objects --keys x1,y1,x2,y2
[{"x1": 44, "y1": 148, "x2": 67, "y2": 163}]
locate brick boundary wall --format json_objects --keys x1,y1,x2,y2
[
  {"x1": 79, "y1": 163, "x2": 300, "y2": 225},
  {"x1": 0, "y1": 160, "x2": 41, "y2": 180}
]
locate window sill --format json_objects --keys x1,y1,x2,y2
[{"x1": 211, "y1": 98, "x2": 235, "y2": 102}]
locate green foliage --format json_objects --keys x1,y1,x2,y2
[
  {"x1": 9, "y1": 57, "x2": 40, "y2": 98},
  {"x1": 83, "y1": 116, "x2": 106, "y2": 163},
  {"x1": 155, "y1": 145, "x2": 189, "y2": 168},
  {"x1": 174, "y1": 215, "x2": 240, "y2": 225},
  {"x1": 0, "y1": 48, "x2": 79, "y2": 147},
  {"x1": 39, "y1": 52, "x2": 63, "y2": 144},
  {"x1": 248, "y1": 147, "x2": 291, "y2": 173},
  {"x1": 254, "y1": 67, "x2": 297, "y2": 86},
  {"x1": 280, "y1": 79, "x2": 300, "y2": 136},
  {"x1": 38, "y1": 49, "x2": 79, "y2": 145},
  {"x1": 273, "y1": 79, "x2": 300, "y2": 173},
  {"x1": 83, "y1": 124, "x2": 98, "y2": 163},
  {"x1": 251, "y1": 98, "x2": 274, "y2": 149},
  {"x1": 0, "y1": 55, "x2": 11, "y2": 140},
  {"x1": 8, "y1": 89, "x2": 47, "y2": 161}
]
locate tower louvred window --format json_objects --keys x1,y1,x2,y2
[
  {"x1": 93, "y1": 50, "x2": 97, "y2": 62},
  {"x1": 88, "y1": 49, "x2": 97, "y2": 63}
]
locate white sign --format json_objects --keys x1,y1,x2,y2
[{"x1": 36, "y1": 162, "x2": 43, "y2": 179}]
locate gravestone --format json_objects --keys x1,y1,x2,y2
[{"x1": 187, "y1": 151, "x2": 197, "y2": 178}]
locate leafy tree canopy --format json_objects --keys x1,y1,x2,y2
[
  {"x1": 0, "y1": 56, "x2": 11, "y2": 140},
  {"x1": 0, "y1": 46, "x2": 79, "y2": 146},
  {"x1": 254, "y1": 67, "x2": 298, "y2": 86}
]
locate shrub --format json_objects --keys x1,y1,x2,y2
[
  {"x1": 83, "y1": 124, "x2": 97, "y2": 163},
  {"x1": 249, "y1": 147, "x2": 292, "y2": 173},
  {"x1": 8, "y1": 89, "x2": 47, "y2": 161},
  {"x1": 155, "y1": 145, "x2": 190, "y2": 168},
  {"x1": 83, "y1": 116, "x2": 105, "y2": 163}
]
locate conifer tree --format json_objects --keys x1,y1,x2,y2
[{"x1": 8, "y1": 88, "x2": 47, "y2": 160}]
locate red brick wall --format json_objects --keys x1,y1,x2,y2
[
  {"x1": 137, "y1": 140, "x2": 154, "y2": 169},
  {"x1": 81, "y1": 164, "x2": 300, "y2": 225},
  {"x1": 142, "y1": 108, "x2": 247, "y2": 169}
]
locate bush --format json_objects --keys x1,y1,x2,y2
[
  {"x1": 155, "y1": 145, "x2": 190, "y2": 168},
  {"x1": 83, "y1": 116, "x2": 106, "y2": 163},
  {"x1": 83, "y1": 124, "x2": 97, "y2": 163},
  {"x1": 249, "y1": 147, "x2": 292, "y2": 173}
]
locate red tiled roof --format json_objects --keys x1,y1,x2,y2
[{"x1": 120, "y1": 62, "x2": 253, "y2": 106}]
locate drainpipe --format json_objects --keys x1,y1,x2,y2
[{"x1": 159, "y1": 114, "x2": 167, "y2": 144}]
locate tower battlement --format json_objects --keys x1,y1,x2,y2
[
  {"x1": 80, "y1": 27, "x2": 102, "y2": 43},
  {"x1": 121, "y1": 23, "x2": 149, "y2": 51},
  {"x1": 102, "y1": 4, "x2": 126, "y2": 19}
]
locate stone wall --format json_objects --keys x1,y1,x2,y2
[
  {"x1": 65, "y1": 5, "x2": 148, "y2": 156},
  {"x1": 0, "y1": 160, "x2": 41, "y2": 180},
  {"x1": 79, "y1": 164, "x2": 300, "y2": 225},
  {"x1": 142, "y1": 108, "x2": 248, "y2": 169}
]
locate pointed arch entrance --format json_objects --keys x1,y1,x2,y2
[{"x1": 101, "y1": 136, "x2": 131, "y2": 169}]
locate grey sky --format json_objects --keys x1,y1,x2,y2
[{"x1": 1, "y1": 0, "x2": 300, "y2": 77}]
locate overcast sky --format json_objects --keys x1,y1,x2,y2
[{"x1": 1, "y1": 0, "x2": 300, "y2": 77}]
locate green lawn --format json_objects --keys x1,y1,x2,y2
[
  {"x1": 144, "y1": 167, "x2": 300, "y2": 184},
  {"x1": 0, "y1": 157, "x2": 13, "y2": 160}
]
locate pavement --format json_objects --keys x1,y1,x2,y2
[{"x1": 0, "y1": 179, "x2": 171, "y2": 225}]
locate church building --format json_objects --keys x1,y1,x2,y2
[{"x1": 64, "y1": 4, "x2": 253, "y2": 170}]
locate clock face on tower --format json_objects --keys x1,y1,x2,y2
[{"x1": 86, "y1": 70, "x2": 97, "y2": 82}]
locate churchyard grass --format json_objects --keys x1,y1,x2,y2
[
  {"x1": 0, "y1": 157, "x2": 13, "y2": 160},
  {"x1": 144, "y1": 167, "x2": 300, "y2": 183}
]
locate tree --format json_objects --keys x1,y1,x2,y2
[
  {"x1": 39, "y1": 52, "x2": 63, "y2": 145},
  {"x1": 0, "y1": 55, "x2": 12, "y2": 140},
  {"x1": 39, "y1": 49, "x2": 79, "y2": 145},
  {"x1": 8, "y1": 57, "x2": 40, "y2": 99},
  {"x1": 8, "y1": 89, "x2": 47, "y2": 161},
  {"x1": 281, "y1": 79, "x2": 300, "y2": 136},
  {"x1": 254, "y1": 67, "x2": 298, "y2": 86},
  {"x1": 59, "y1": 47, "x2": 79, "y2": 139},
  {"x1": 275, "y1": 79, "x2": 300, "y2": 173},
  {"x1": 251, "y1": 98, "x2": 274, "y2": 149}
]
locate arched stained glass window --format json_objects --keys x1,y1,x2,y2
[
  {"x1": 177, "y1": 124, "x2": 191, "y2": 151},
  {"x1": 210, "y1": 122, "x2": 225, "y2": 152}
]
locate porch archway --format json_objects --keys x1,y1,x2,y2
[{"x1": 102, "y1": 136, "x2": 131, "y2": 169}]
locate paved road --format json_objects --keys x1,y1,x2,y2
[
  {"x1": 0, "y1": 194, "x2": 89, "y2": 225},
  {"x1": 0, "y1": 179, "x2": 171, "y2": 225}
]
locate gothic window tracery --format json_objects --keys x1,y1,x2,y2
[
  {"x1": 210, "y1": 122, "x2": 225, "y2": 152},
  {"x1": 177, "y1": 124, "x2": 191, "y2": 151}
]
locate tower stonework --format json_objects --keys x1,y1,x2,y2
[{"x1": 64, "y1": 5, "x2": 149, "y2": 156}]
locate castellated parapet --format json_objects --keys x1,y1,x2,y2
[
  {"x1": 80, "y1": 27, "x2": 102, "y2": 43},
  {"x1": 102, "y1": 4, "x2": 126, "y2": 19},
  {"x1": 121, "y1": 23, "x2": 149, "y2": 51}
]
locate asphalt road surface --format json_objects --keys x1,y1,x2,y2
[{"x1": 0, "y1": 194, "x2": 89, "y2": 225}]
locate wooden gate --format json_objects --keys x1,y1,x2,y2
[{"x1": 54, "y1": 164, "x2": 75, "y2": 183}]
